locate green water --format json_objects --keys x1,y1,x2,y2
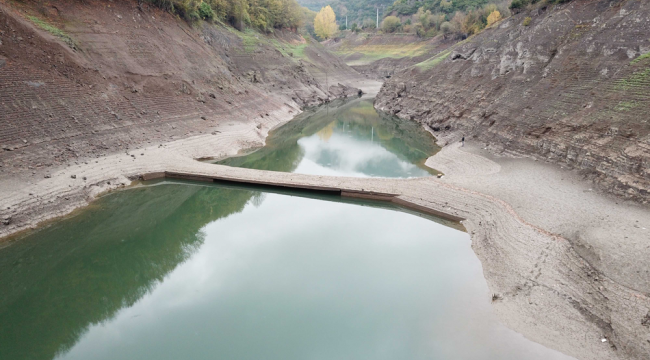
[
  {"x1": 0, "y1": 181, "x2": 573, "y2": 360},
  {"x1": 216, "y1": 97, "x2": 440, "y2": 177},
  {"x1": 0, "y1": 99, "x2": 574, "y2": 360}
]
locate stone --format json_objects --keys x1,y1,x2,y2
[{"x1": 70, "y1": 174, "x2": 76, "y2": 179}]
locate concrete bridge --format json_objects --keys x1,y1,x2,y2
[{"x1": 143, "y1": 165, "x2": 466, "y2": 223}]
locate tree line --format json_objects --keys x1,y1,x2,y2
[
  {"x1": 381, "y1": 1, "x2": 511, "y2": 38},
  {"x1": 147, "y1": 0, "x2": 305, "y2": 32}
]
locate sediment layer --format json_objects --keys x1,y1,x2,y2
[{"x1": 375, "y1": 0, "x2": 650, "y2": 202}]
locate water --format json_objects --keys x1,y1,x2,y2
[
  {"x1": 215, "y1": 97, "x2": 440, "y2": 178},
  {"x1": 0, "y1": 99, "x2": 574, "y2": 360},
  {"x1": 0, "y1": 181, "x2": 572, "y2": 360}
]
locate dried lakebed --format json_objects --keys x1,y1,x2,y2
[{"x1": 0, "y1": 99, "x2": 577, "y2": 359}]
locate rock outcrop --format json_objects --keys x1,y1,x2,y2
[{"x1": 375, "y1": 0, "x2": 650, "y2": 202}]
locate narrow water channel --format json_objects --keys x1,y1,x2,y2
[
  {"x1": 215, "y1": 97, "x2": 439, "y2": 177},
  {"x1": 0, "y1": 99, "x2": 574, "y2": 360}
]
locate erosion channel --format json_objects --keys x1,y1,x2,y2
[{"x1": 0, "y1": 99, "x2": 576, "y2": 360}]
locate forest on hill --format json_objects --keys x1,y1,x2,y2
[
  {"x1": 297, "y1": 0, "x2": 395, "y2": 28},
  {"x1": 144, "y1": 0, "x2": 514, "y2": 42},
  {"x1": 298, "y1": 0, "x2": 512, "y2": 40},
  {"x1": 147, "y1": 0, "x2": 306, "y2": 32}
]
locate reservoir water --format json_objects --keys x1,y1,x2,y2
[
  {"x1": 215, "y1": 97, "x2": 439, "y2": 178},
  {"x1": 0, "y1": 99, "x2": 574, "y2": 360}
]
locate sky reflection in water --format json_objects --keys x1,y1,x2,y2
[
  {"x1": 0, "y1": 182, "x2": 572, "y2": 360},
  {"x1": 216, "y1": 97, "x2": 439, "y2": 178},
  {"x1": 0, "y1": 98, "x2": 575, "y2": 360}
]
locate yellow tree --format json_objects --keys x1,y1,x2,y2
[
  {"x1": 314, "y1": 6, "x2": 337, "y2": 40},
  {"x1": 487, "y1": 10, "x2": 501, "y2": 27}
]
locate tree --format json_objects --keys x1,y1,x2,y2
[
  {"x1": 381, "y1": 16, "x2": 401, "y2": 33},
  {"x1": 486, "y1": 10, "x2": 501, "y2": 27},
  {"x1": 314, "y1": 6, "x2": 337, "y2": 40},
  {"x1": 362, "y1": 18, "x2": 376, "y2": 29}
]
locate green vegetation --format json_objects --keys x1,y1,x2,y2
[
  {"x1": 380, "y1": 1, "x2": 511, "y2": 39},
  {"x1": 147, "y1": 0, "x2": 304, "y2": 32},
  {"x1": 415, "y1": 49, "x2": 452, "y2": 70},
  {"x1": 631, "y1": 52, "x2": 650, "y2": 65},
  {"x1": 228, "y1": 27, "x2": 261, "y2": 52},
  {"x1": 614, "y1": 100, "x2": 639, "y2": 112},
  {"x1": 615, "y1": 68, "x2": 650, "y2": 91},
  {"x1": 523, "y1": 16, "x2": 532, "y2": 26},
  {"x1": 389, "y1": 0, "x2": 492, "y2": 16},
  {"x1": 336, "y1": 42, "x2": 431, "y2": 66},
  {"x1": 270, "y1": 39, "x2": 308, "y2": 59},
  {"x1": 510, "y1": 0, "x2": 573, "y2": 11},
  {"x1": 297, "y1": 0, "x2": 395, "y2": 28},
  {"x1": 27, "y1": 16, "x2": 76, "y2": 49},
  {"x1": 381, "y1": 16, "x2": 401, "y2": 33}
]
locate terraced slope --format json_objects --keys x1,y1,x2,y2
[
  {"x1": 375, "y1": 0, "x2": 650, "y2": 202},
  {"x1": 325, "y1": 32, "x2": 452, "y2": 79},
  {"x1": 0, "y1": 0, "x2": 365, "y2": 181}
]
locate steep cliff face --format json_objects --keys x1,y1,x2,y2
[
  {"x1": 0, "y1": 0, "x2": 364, "y2": 180},
  {"x1": 375, "y1": 0, "x2": 650, "y2": 202}
]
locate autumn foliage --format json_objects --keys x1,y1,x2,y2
[{"x1": 314, "y1": 6, "x2": 337, "y2": 40}]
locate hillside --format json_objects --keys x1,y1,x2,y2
[
  {"x1": 297, "y1": 0, "x2": 394, "y2": 27},
  {"x1": 0, "y1": 0, "x2": 367, "y2": 186},
  {"x1": 325, "y1": 31, "x2": 452, "y2": 78},
  {"x1": 376, "y1": 0, "x2": 650, "y2": 203}
]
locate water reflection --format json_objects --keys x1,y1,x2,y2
[
  {"x1": 216, "y1": 97, "x2": 440, "y2": 177},
  {"x1": 0, "y1": 181, "x2": 573, "y2": 360}
]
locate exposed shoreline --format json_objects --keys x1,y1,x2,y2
[{"x1": 0, "y1": 87, "x2": 649, "y2": 359}]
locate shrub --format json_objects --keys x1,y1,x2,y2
[
  {"x1": 509, "y1": 0, "x2": 530, "y2": 10},
  {"x1": 425, "y1": 28, "x2": 437, "y2": 37},
  {"x1": 362, "y1": 18, "x2": 376, "y2": 29},
  {"x1": 486, "y1": 10, "x2": 501, "y2": 27},
  {"x1": 523, "y1": 16, "x2": 532, "y2": 26},
  {"x1": 382, "y1": 16, "x2": 401, "y2": 33},
  {"x1": 440, "y1": 21, "x2": 453, "y2": 34},
  {"x1": 198, "y1": 2, "x2": 215, "y2": 20}
]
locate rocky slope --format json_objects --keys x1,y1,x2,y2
[
  {"x1": 375, "y1": 0, "x2": 650, "y2": 202},
  {"x1": 0, "y1": 0, "x2": 365, "y2": 188}
]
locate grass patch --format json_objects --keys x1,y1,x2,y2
[
  {"x1": 631, "y1": 52, "x2": 650, "y2": 65},
  {"x1": 270, "y1": 39, "x2": 307, "y2": 60},
  {"x1": 414, "y1": 50, "x2": 452, "y2": 70},
  {"x1": 614, "y1": 68, "x2": 650, "y2": 91},
  {"x1": 614, "y1": 100, "x2": 639, "y2": 112},
  {"x1": 27, "y1": 16, "x2": 76, "y2": 49},
  {"x1": 227, "y1": 27, "x2": 264, "y2": 53},
  {"x1": 335, "y1": 43, "x2": 431, "y2": 66}
]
